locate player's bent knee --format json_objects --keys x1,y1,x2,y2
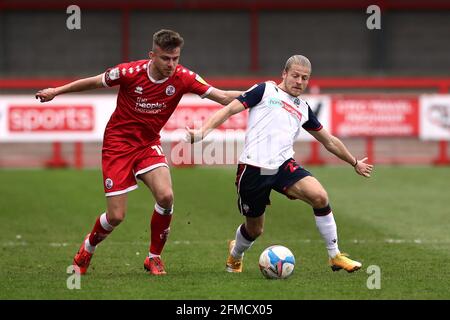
[
  {"x1": 310, "y1": 191, "x2": 328, "y2": 208},
  {"x1": 155, "y1": 191, "x2": 174, "y2": 208},
  {"x1": 247, "y1": 226, "x2": 263, "y2": 239},
  {"x1": 107, "y1": 211, "x2": 126, "y2": 226}
]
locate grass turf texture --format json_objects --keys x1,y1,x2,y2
[{"x1": 1, "y1": 166, "x2": 449, "y2": 299}]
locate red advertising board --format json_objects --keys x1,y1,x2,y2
[
  {"x1": 8, "y1": 105, "x2": 94, "y2": 132},
  {"x1": 331, "y1": 96, "x2": 419, "y2": 137}
]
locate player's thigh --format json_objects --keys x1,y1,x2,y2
[
  {"x1": 236, "y1": 164, "x2": 272, "y2": 218},
  {"x1": 102, "y1": 148, "x2": 139, "y2": 196},
  {"x1": 139, "y1": 166, "x2": 174, "y2": 201},
  {"x1": 284, "y1": 176, "x2": 328, "y2": 206}
]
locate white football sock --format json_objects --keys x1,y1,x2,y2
[
  {"x1": 314, "y1": 212, "x2": 340, "y2": 258},
  {"x1": 231, "y1": 225, "x2": 254, "y2": 259},
  {"x1": 84, "y1": 238, "x2": 96, "y2": 253}
]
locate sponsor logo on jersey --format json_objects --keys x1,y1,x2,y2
[
  {"x1": 165, "y1": 85, "x2": 176, "y2": 96},
  {"x1": 108, "y1": 68, "x2": 120, "y2": 81},
  {"x1": 121, "y1": 68, "x2": 127, "y2": 75},
  {"x1": 268, "y1": 98, "x2": 284, "y2": 107},
  {"x1": 105, "y1": 178, "x2": 113, "y2": 189},
  {"x1": 282, "y1": 101, "x2": 302, "y2": 121},
  {"x1": 128, "y1": 67, "x2": 134, "y2": 74},
  {"x1": 135, "y1": 97, "x2": 166, "y2": 114},
  {"x1": 269, "y1": 98, "x2": 302, "y2": 120},
  {"x1": 195, "y1": 74, "x2": 209, "y2": 86},
  {"x1": 135, "y1": 86, "x2": 143, "y2": 94}
]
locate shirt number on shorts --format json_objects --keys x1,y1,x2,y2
[{"x1": 151, "y1": 145, "x2": 164, "y2": 156}]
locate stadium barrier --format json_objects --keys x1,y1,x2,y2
[{"x1": 1, "y1": 91, "x2": 449, "y2": 168}]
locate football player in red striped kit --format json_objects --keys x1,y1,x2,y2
[{"x1": 35, "y1": 29, "x2": 242, "y2": 275}]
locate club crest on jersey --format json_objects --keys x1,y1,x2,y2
[
  {"x1": 165, "y1": 85, "x2": 176, "y2": 96},
  {"x1": 293, "y1": 97, "x2": 300, "y2": 106},
  {"x1": 135, "y1": 86, "x2": 143, "y2": 94},
  {"x1": 105, "y1": 178, "x2": 113, "y2": 189}
]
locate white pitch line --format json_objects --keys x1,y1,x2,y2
[
  {"x1": 49, "y1": 242, "x2": 69, "y2": 247},
  {"x1": 1, "y1": 241, "x2": 28, "y2": 247},
  {"x1": 2, "y1": 239, "x2": 450, "y2": 247}
]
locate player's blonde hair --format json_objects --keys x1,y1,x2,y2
[
  {"x1": 153, "y1": 29, "x2": 184, "y2": 51},
  {"x1": 284, "y1": 55, "x2": 311, "y2": 72}
]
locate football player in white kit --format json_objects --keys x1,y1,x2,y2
[{"x1": 186, "y1": 55, "x2": 373, "y2": 273}]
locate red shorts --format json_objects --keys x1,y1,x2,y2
[{"x1": 102, "y1": 142, "x2": 168, "y2": 196}]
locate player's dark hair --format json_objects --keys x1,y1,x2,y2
[{"x1": 153, "y1": 29, "x2": 184, "y2": 51}]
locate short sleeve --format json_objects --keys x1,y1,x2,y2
[
  {"x1": 184, "y1": 71, "x2": 212, "y2": 98},
  {"x1": 102, "y1": 64, "x2": 126, "y2": 87},
  {"x1": 302, "y1": 104, "x2": 323, "y2": 131},
  {"x1": 236, "y1": 83, "x2": 266, "y2": 109}
]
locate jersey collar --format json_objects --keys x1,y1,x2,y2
[{"x1": 276, "y1": 85, "x2": 304, "y2": 108}]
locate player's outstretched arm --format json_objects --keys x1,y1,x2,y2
[
  {"x1": 186, "y1": 99, "x2": 245, "y2": 143},
  {"x1": 205, "y1": 88, "x2": 243, "y2": 105},
  {"x1": 309, "y1": 128, "x2": 374, "y2": 177},
  {"x1": 35, "y1": 74, "x2": 104, "y2": 102}
]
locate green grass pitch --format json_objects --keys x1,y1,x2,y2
[{"x1": 1, "y1": 166, "x2": 449, "y2": 299}]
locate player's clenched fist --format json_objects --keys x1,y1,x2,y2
[{"x1": 185, "y1": 126, "x2": 204, "y2": 144}]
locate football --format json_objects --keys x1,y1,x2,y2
[{"x1": 258, "y1": 245, "x2": 295, "y2": 279}]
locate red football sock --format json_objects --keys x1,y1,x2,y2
[
  {"x1": 88, "y1": 213, "x2": 114, "y2": 247},
  {"x1": 149, "y1": 205, "x2": 173, "y2": 255}
]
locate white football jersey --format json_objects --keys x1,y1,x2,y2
[{"x1": 237, "y1": 82, "x2": 322, "y2": 169}]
